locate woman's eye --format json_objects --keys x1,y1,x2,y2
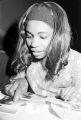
[
  {"x1": 27, "y1": 34, "x2": 32, "y2": 38},
  {"x1": 40, "y1": 36, "x2": 47, "y2": 39}
]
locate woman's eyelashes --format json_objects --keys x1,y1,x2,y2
[
  {"x1": 26, "y1": 31, "x2": 49, "y2": 40},
  {"x1": 40, "y1": 35, "x2": 48, "y2": 39},
  {"x1": 27, "y1": 34, "x2": 48, "y2": 40},
  {"x1": 26, "y1": 32, "x2": 33, "y2": 39}
]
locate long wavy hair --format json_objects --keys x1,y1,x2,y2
[{"x1": 11, "y1": 1, "x2": 71, "y2": 80}]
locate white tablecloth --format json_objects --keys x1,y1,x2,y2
[{"x1": 0, "y1": 92, "x2": 81, "y2": 120}]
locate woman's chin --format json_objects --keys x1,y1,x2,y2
[{"x1": 33, "y1": 54, "x2": 45, "y2": 60}]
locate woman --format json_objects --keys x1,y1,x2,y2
[{"x1": 5, "y1": 1, "x2": 81, "y2": 105}]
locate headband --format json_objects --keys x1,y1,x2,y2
[{"x1": 27, "y1": 4, "x2": 55, "y2": 28}]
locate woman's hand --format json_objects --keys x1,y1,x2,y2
[{"x1": 5, "y1": 78, "x2": 28, "y2": 101}]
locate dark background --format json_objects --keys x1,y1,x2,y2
[{"x1": 0, "y1": 0, "x2": 81, "y2": 52}]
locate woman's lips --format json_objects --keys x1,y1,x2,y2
[
  {"x1": 30, "y1": 48, "x2": 45, "y2": 58},
  {"x1": 31, "y1": 50, "x2": 44, "y2": 57},
  {"x1": 31, "y1": 49, "x2": 43, "y2": 53}
]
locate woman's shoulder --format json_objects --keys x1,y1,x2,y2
[
  {"x1": 69, "y1": 48, "x2": 81, "y2": 71},
  {"x1": 70, "y1": 49, "x2": 81, "y2": 57}
]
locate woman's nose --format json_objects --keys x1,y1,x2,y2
[{"x1": 31, "y1": 37, "x2": 39, "y2": 47}]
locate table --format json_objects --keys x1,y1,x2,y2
[{"x1": 0, "y1": 92, "x2": 81, "y2": 120}]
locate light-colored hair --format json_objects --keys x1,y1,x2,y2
[{"x1": 12, "y1": 1, "x2": 71, "y2": 80}]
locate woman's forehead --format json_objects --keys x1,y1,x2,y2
[{"x1": 26, "y1": 20, "x2": 54, "y2": 34}]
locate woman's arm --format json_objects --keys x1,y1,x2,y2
[{"x1": 5, "y1": 71, "x2": 28, "y2": 101}]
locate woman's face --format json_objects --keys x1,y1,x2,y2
[{"x1": 26, "y1": 20, "x2": 53, "y2": 59}]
